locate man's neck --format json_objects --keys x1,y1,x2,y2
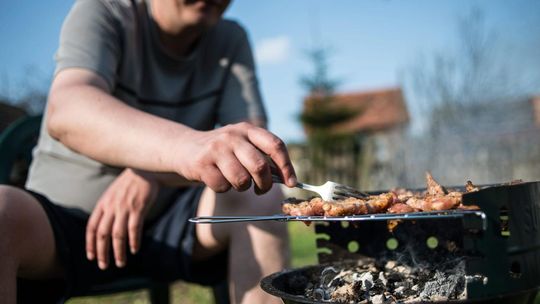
[{"x1": 151, "y1": 1, "x2": 203, "y2": 58}]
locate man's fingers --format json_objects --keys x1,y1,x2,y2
[
  {"x1": 201, "y1": 165, "x2": 232, "y2": 193},
  {"x1": 128, "y1": 212, "x2": 143, "y2": 255},
  {"x1": 96, "y1": 212, "x2": 115, "y2": 270},
  {"x1": 216, "y1": 152, "x2": 252, "y2": 191},
  {"x1": 112, "y1": 211, "x2": 128, "y2": 268},
  {"x1": 233, "y1": 141, "x2": 272, "y2": 193},
  {"x1": 247, "y1": 127, "x2": 296, "y2": 187},
  {"x1": 86, "y1": 207, "x2": 103, "y2": 261}
]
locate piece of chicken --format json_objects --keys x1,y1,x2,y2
[
  {"x1": 426, "y1": 172, "x2": 447, "y2": 196},
  {"x1": 387, "y1": 203, "x2": 416, "y2": 214},
  {"x1": 322, "y1": 198, "x2": 368, "y2": 216},
  {"x1": 282, "y1": 197, "x2": 327, "y2": 216}
]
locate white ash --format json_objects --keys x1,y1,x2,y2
[
  {"x1": 358, "y1": 272, "x2": 374, "y2": 291},
  {"x1": 419, "y1": 271, "x2": 465, "y2": 300},
  {"x1": 306, "y1": 259, "x2": 480, "y2": 303},
  {"x1": 370, "y1": 294, "x2": 385, "y2": 304},
  {"x1": 378, "y1": 272, "x2": 387, "y2": 286}
]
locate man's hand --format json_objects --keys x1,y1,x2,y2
[
  {"x1": 86, "y1": 168, "x2": 158, "y2": 269},
  {"x1": 175, "y1": 122, "x2": 297, "y2": 194}
]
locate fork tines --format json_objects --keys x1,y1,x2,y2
[{"x1": 334, "y1": 184, "x2": 370, "y2": 199}]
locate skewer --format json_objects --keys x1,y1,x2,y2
[{"x1": 190, "y1": 210, "x2": 486, "y2": 226}]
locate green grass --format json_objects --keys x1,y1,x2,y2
[
  {"x1": 288, "y1": 222, "x2": 318, "y2": 267},
  {"x1": 67, "y1": 291, "x2": 148, "y2": 304}
]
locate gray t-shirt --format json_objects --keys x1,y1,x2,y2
[{"x1": 26, "y1": 0, "x2": 267, "y2": 216}]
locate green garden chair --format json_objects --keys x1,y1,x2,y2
[{"x1": 0, "y1": 114, "x2": 229, "y2": 304}]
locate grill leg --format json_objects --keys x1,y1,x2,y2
[
  {"x1": 212, "y1": 280, "x2": 230, "y2": 304},
  {"x1": 149, "y1": 282, "x2": 170, "y2": 304}
]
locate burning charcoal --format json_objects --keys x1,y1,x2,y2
[
  {"x1": 394, "y1": 265, "x2": 412, "y2": 276},
  {"x1": 320, "y1": 266, "x2": 339, "y2": 287},
  {"x1": 394, "y1": 286, "x2": 405, "y2": 295},
  {"x1": 321, "y1": 266, "x2": 339, "y2": 277},
  {"x1": 415, "y1": 267, "x2": 431, "y2": 279},
  {"x1": 312, "y1": 288, "x2": 328, "y2": 301},
  {"x1": 385, "y1": 260, "x2": 397, "y2": 270},
  {"x1": 331, "y1": 284, "x2": 357, "y2": 303},
  {"x1": 384, "y1": 292, "x2": 397, "y2": 303},
  {"x1": 371, "y1": 294, "x2": 385, "y2": 304},
  {"x1": 306, "y1": 258, "x2": 469, "y2": 303},
  {"x1": 378, "y1": 272, "x2": 388, "y2": 286},
  {"x1": 392, "y1": 281, "x2": 403, "y2": 289},
  {"x1": 332, "y1": 269, "x2": 359, "y2": 287},
  {"x1": 359, "y1": 272, "x2": 374, "y2": 291},
  {"x1": 419, "y1": 272, "x2": 465, "y2": 300},
  {"x1": 386, "y1": 271, "x2": 404, "y2": 285},
  {"x1": 351, "y1": 272, "x2": 365, "y2": 283}
]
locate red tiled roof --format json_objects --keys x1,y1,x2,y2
[
  {"x1": 304, "y1": 87, "x2": 410, "y2": 134},
  {"x1": 531, "y1": 96, "x2": 540, "y2": 127}
]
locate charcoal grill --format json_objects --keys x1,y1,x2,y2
[{"x1": 260, "y1": 181, "x2": 540, "y2": 303}]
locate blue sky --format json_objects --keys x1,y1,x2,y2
[{"x1": 1, "y1": 0, "x2": 539, "y2": 142}]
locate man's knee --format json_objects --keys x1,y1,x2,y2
[
  {"x1": 195, "y1": 185, "x2": 288, "y2": 254},
  {"x1": 217, "y1": 185, "x2": 285, "y2": 215},
  {"x1": 0, "y1": 186, "x2": 26, "y2": 252},
  {"x1": 0, "y1": 186, "x2": 21, "y2": 232},
  {"x1": 221, "y1": 186, "x2": 289, "y2": 239},
  {"x1": 0, "y1": 186, "x2": 44, "y2": 244},
  {"x1": 0, "y1": 185, "x2": 60, "y2": 278}
]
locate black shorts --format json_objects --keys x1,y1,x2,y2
[{"x1": 17, "y1": 187, "x2": 227, "y2": 304}]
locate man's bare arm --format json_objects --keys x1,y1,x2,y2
[
  {"x1": 48, "y1": 68, "x2": 194, "y2": 173},
  {"x1": 48, "y1": 68, "x2": 296, "y2": 193}
]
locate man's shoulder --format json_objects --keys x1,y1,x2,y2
[
  {"x1": 90, "y1": 0, "x2": 135, "y2": 10},
  {"x1": 73, "y1": 0, "x2": 137, "y2": 21}
]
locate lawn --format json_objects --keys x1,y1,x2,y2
[{"x1": 68, "y1": 222, "x2": 318, "y2": 304}]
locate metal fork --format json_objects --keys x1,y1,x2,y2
[{"x1": 271, "y1": 174, "x2": 369, "y2": 201}]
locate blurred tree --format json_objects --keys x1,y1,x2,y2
[
  {"x1": 408, "y1": 8, "x2": 539, "y2": 134},
  {"x1": 0, "y1": 65, "x2": 49, "y2": 115},
  {"x1": 299, "y1": 47, "x2": 338, "y2": 97},
  {"x1": 299, "y1": 47, "x2": 357, "y2": 141},
  {"x1": 299, "y1": 47, "x2": 360, "y2": 184},
  {"x1": 403, "y1": 8, "x2": 540, "y2": 186}
]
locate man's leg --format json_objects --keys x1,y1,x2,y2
[
  {"x1": 0, "y1": 186, "x2": 63, "y2": 304},
  {"x1": 194, "y1": 185, "x2": 289, "y2": 304}
]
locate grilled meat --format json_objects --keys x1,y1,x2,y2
[{"x1": 282, "y1": 173, "x2": 480, "y2": 216}]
